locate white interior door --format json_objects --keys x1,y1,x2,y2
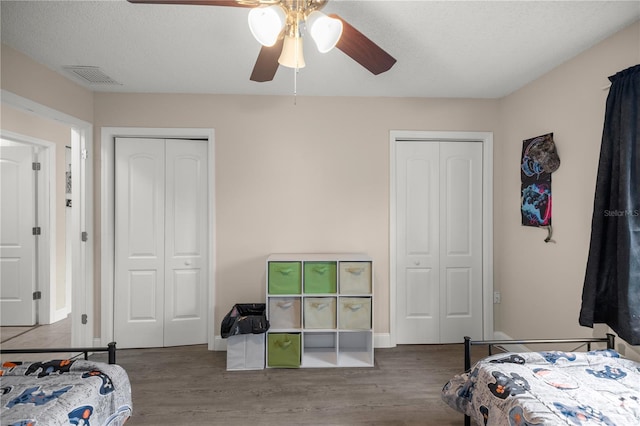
[
  {"x1": 438, "y1": 142, "x2": 483, "y2": 342},
  {"x1": 396, "y1": 140, "x2": 483, "y2": 344},
  {"x1": 396, "y1": 141, "x2": 440, "y2": 344},
  {"x1": 0, "y1": 142, "x2": 36, "y2": 325},
  {"x1": 114, "y1": 138, "x2": 207, "y2": 348},
  {"x1": 164, "y1": 140, "x2": 208, "y2": 346},
  {"x1": 115, "y1": 138, "x2": 165, "y2": 347}
]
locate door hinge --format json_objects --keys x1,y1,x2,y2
[
  {"x1": 81, "y1": 149, "x2": 88, "y2": 160},
  {"x1": 81, "y1": 231, "x2": 88, "y2": 242},
  {"x1": 33, "y1": 291, "x2": 42, "y2": 300},
  {"x1": 32, "y1": 227, "x2": 41, "y2": 235},
  {"x1": 32, "y1": 162, "x2": 41, "y2": 171},
  {"x1": 81, "y1": 314, "x2": 88, "y2": 325}
]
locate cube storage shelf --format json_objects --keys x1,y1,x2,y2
[{"x1": 266, "y1": 253, "x2": 374, "y2": 368}]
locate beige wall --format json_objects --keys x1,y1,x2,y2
[
  {"x1": 93, "y1": 94, "x2": 498, "y2": 335},
  {"x1": 496, "y1": 21, "x2": 640, "y2": 358},
  {"x1": 0, "y1": 104, "x2": 71, "y2": 314},
  {"x1": 1, "y1": 45, "x2": 93, "y2": 123},
  {"x1": 2, "y1": 19, "x2": 638, "y2": 351}
]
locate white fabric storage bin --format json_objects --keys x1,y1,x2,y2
[
  {"x1": 304, "y1": 297, "x2": 336, "y2": 329},
  {"x1": 339, "y1": 262, "x2": 372, "y2": 294},
  {"x1": 226, "y1": 334, "x2": 265, "y2": 371},
  {"x1": 339, "y1": 297, "x2": 372, "y2": 330},
  {"x1": 269, "y1": 297, "x2": 301, "y2": 329}
]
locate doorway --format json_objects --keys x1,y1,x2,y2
[
  {"x1": 100, "y1": 127, "x2": 216, "y2": 350},
  {"x1": 113, "y1": 137, "x2": 208, "y2": 348},
  {"x1": 0, "y1": 133, "x2": 58, "y2": 329},
  {"x1": 1, "y1": 91, "x2": 94, "y2": 348},
  {"x1": 389, "y1": 131, "x2": 494, "y2": 345}
]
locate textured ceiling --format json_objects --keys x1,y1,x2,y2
[{"x1": 1, "y1": 0, "x2": 639, "y2": 98}]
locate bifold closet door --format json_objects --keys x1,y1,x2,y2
[
  {"x1": 396, "y1": 141, "x2": 483, "y2": 344},
  {"x1": 438, "y1": 142, "x2": 483, "y2": 343},
  {"x1": 114, "y1": 138, "x2": 208, "y2": 348}
]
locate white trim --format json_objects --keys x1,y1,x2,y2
[
  {"x1": 1, "y1": 90, "x2": 92, "y2": 128},
  {"x1": 2, "y1": 90, "x2": 94, "y2": 346},
  {"x1": 71, "y1": 127, "x2": 94, "y2": 347},
  {"x1": 0, "y1": 130, "x2": 55, "y2": 325},
  {"x1": 492, "y1": 331, "x2": 530, "y2": 352},
  {"x1": 214, "y1": 336, "x2": 227, "y2": 351},
  {"x1": 389, "y1": 130, "x2": 494, "y2": 346},
  {"x1": 374, "y1": 333, "x2": 393, "y2": 349},
  {"x1": 100, "y1": 127, "x2": 216, "y2": 350},
  {"x1": 53, "y1": 307, "x2": 71, "y2": 323}
]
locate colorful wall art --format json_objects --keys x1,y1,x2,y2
[{"x1": 521, "y1": 133, "x2": 560, "y2": 241}]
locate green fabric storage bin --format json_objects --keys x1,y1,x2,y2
[
  {"x1": 304, "y1": 261, "x2": 337, "y2": 294},
  {"x1": 267, "y1": 333, "x2": 301, "y2": 368},
  {"x1": 268, "y1": 262, "x2": 302, "y2": 294}
]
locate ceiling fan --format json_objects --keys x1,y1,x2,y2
[{"x1": 127, "y1": 0, "x2": 396, "y2": 82}]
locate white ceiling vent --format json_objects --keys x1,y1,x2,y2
[{"x1": 62, "y1": 66, "x2": 121, "y2": 85}]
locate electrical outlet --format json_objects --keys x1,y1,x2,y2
[{"x1": 493, "y1": 291, "x2": 501, "y2": 304}]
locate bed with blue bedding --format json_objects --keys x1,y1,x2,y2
[
  {"x1": 442, "y1": 336, "x2": 640, "y2": 425},
  {"x1": 0, "y1": 344, "x2": 132, "y2": 425}
]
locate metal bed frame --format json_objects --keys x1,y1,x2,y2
[
  {"x1": 1, "y1": 341, "x2": 118, "y2": 364},
  {"x1": 462, "y1": 334, "x2": 616, "y2": 426}
]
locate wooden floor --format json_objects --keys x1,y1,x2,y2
[
  {"x1": 0, "y1": 317, "x2": 74, "y2": 361},
  {"x1": 99, "y1": 344, "x2": 479, "y2": 425},
  {"x1": 1, "y1": 322, "x2": 482, "y2": 425}
]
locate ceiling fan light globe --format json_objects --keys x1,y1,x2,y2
[
  {"x1": 248, "y1": 5, "x2": 286, "y2": 47},
  {"x1": 307, "y1": 11, "x2": 343, "y2": 53},
  {"x1": 278, "y1": 35, "x2": 306, "y2": 69}
]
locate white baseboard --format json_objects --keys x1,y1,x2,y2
[
  {"x1": 213, "y1": 336, "x2": 227, "y2": 351},
  {"x1": 491, "y1": 331, "x2": 530, "y2": 352},
  {"x1": 492, "y1": 331, "x2": 512, "y2": 340},
  {"x1": 53, "y1": 308, "x2": 70, "y2": 323},
  {"x1": 374, "y1": 332, "x2": 393, "y2": 348},
  {"x1": 211, "y1": 332, "x2": 393, "y2": 351}
]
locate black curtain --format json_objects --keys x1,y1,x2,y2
[{"x1": 579, "y1": 64, "x2": 640, "y2": 344}]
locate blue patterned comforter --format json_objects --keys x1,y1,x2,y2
[
  {"x1": 1, "y1": 359, "x2": 132, "y2": 425},
  {"x1": 442, "y1": 350, "x2": 640, "y2": 425}
]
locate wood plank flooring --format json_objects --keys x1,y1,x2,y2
[
  {"x1": 1, "y1": 317, "x2": 75, "y2": 361},
  {"x1": 90, "y1": 344, "x2": 480, "y2": 425},
  {"x1": 2, "y1": 322, "x2": 484, "y2": 425}
]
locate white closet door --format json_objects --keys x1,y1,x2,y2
[
  {"x1": 115, "y1": 138, "x2": 165, "y2": 348},
  {"x1": 164, "y1": 140, "x2": 208, "y2": 346},
  {"x1": 396, "y1": 141, "x2": 440, "y2": 343},
  {"x1": 439, "y1": 142, "x2": 483, "y2": 343},
  {"x1": 115, "y1": 138, "x2": 208, "y2": 348},
  {"x1": 0, "y1": 143, "x2": 36, "y2": 326},
  {"x1": 396, "y1": 141, "x2": 483, "y2": 344}
]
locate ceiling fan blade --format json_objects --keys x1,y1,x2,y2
[
  {"x1": 328, "y1": 14, "x2": 396, "y2": 75},
  {"x1": 250, "y1": 37, "x2": 284, "y2": 82},
  {"x1": 127, "y1": 0, "x2": 258, "y2": 7}
]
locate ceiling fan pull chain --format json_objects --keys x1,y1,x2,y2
[
  {"x1": 293, "y1": 29, "x2": 300, "y2": 105},
  {"x1": 294, "y1": 66, "x2": 298, "y2": 105}
]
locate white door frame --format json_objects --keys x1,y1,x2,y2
[
  {"x1": 100, "y1": 127, "x2": 216, "y2": 350},
  {"x1": 1, "y1": 90, "x2": 93, "y2": 346},
  {"x1": 389, "y1": 130, "x2": 494, "y2": 347}
]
